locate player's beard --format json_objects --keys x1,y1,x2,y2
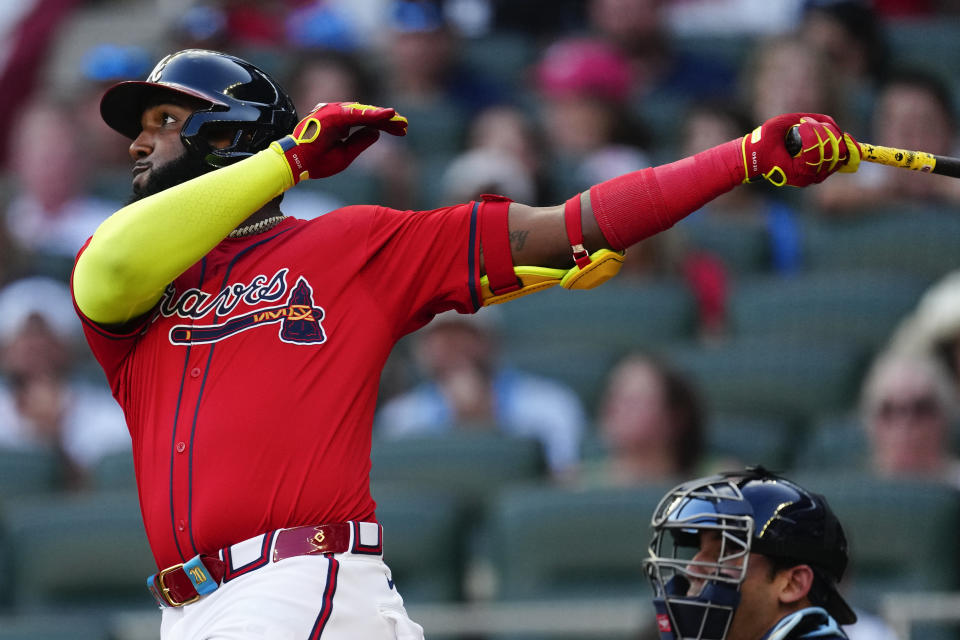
[{"x1": 127, "y1": 152, "x2": 217, "y2": 204}]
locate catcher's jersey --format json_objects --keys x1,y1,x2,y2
[{"x1": 73, "y1": 203, "x2": 482, "y2": 568}]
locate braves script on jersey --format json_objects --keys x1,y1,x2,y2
[{"x1": 73, "y1": 203, "x2": 482, "y2": 568}]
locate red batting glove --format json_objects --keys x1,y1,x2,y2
[
  {"x1": 270, "y1": 101, "x2": 408, "y2": 184},
  {"x1": 741, "y1": 112, "x2": 861, "y2": 187}
]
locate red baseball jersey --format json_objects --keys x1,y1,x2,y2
[{"x1": 73, "y1": 203, "x2": 482, "y2": 568}]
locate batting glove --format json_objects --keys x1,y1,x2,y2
[
  {"x1": 270, "y1": 101, "x2": 408, "y2": 185},
  {"x1": 741, "y1": 112, "x2": 861, "y2": 187}
]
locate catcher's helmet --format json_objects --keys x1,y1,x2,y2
[
  {"x1": 644, "y1": 466, "x2": 855, "y2": 640},
  {"x1": 100, "y1": 49, "x2": 298, "y2": 167}
]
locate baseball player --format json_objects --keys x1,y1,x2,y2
[
  {"x1": 644, "y1": 467, "x2": 856, "y2": 640},
  {"x1": 70, "y1": 49, "x2": 860, "y2": 639}
]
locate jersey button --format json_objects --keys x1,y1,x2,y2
[
  {"x1": 176, "y1": 441, "x2": 186, "y2": 453},
  {"x1": 178, "y1": 520, "x2": 185, "y2": 532},
  {"x1": 190, "y1": 367, "x2": 201, "y2": 378}
]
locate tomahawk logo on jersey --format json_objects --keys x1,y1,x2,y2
[{"x1": 159, "y1": 269, "x2": 327, "y2": 346}]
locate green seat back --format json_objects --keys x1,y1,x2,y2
[
  {"x1": 729, "y1": 271, "x2": 927, "y2": 351},
  {"x1": 370, "y1": 433, "x2": 547, "y2": 511},
  {"x1": 372, "y1": 485, "x2": 466, "y2": 603},
  {"x1": 0, "y1": 448, "x2": 62, "y2": 499},
  {"x1": 789, "y1": 472, "x2": 960, "y2": 613},
  {"x1": 803, "y1": 209, "x2": 960, "y2": 280},
  {"x1": 3, "y1": 490, "x2": 155, "y2": 612},
  {"x1": 661, "y1": 336, "x2": 864, "y2": 426},
  {"x1": 490, "y1": 485, "x2": 670, "y2": 601}
]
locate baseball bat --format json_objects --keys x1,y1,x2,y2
[{"x1": 785, "y1": 127, "x2": 960, "y2": 178}]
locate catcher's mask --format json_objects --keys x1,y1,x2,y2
[
  {"x1": 100, "y1": 48, "x2": 298, "y2": 168},
  {"x1": 644, "y1": 467, "x2": 856, "y2": 640}
]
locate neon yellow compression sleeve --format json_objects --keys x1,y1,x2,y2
[{"x1": 73, "y1": 148, "x2": 295, "y2": 326}]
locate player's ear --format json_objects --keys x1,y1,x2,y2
[{"x1": 778, "y1": 564, "x2": 815, "y2": 605}]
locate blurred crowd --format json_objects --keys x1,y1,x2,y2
[{"x1": 0, "y1": 0, "x2": 959, "y2": 495}]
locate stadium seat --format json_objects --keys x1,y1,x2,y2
[
  {"x1": 2, "y1": 489, "x2": 156, "y2": 613},
  {"x1": 490, "y1": 484, "x2": 671, "y2": 602},
  {"x1": 371, "y1": 485, "x2": 467, "y2": 603},
  {"x1": 787, "y1": 472, "x2": 960, "y2": 614},
  {"x1": 499, "y1": 280, "x2": 696, "y2": 350},
  {"x1": 678, "y1": 214, "x2": 771, "y2": 274},
  {"x1": 659, "y1": 336, "x2": 865, "y2": 426},
  {"x1": 503, "y1": 342, "x2": 619, "y2": 415},
  {"x1": 460, "y1": 32, "x2": 538, "y2": 92},
  {"x1": 91, "y1": 451, "x2": 136, "y2": 490},
  {"x1": 0, "y1": 447, "x2": 62, "y2": 498},
  {"x1": 370, "y1": 433, "x2": 547, "y2": 512},
  {"x1": 885, "y1": 20, "x2": 960, "y2": 92},
  {"x1": 579, "y1": 413, "x2": 795, "y2": 471},
  {"x1": 792, "y1": 412, "x2": 868, "y2": 472},
  {"x1": 802, "y1": 208, "x2": 960, "y2": 281},
  {"x1": 0, "y1": 613, "x2": 110, "y2": 640},
  {"x1": 706, "y1": 413, "x2": 796, "y2": 470},
  {"x1": 728, "y1": 270, "x2": 928, "y2": 352}
]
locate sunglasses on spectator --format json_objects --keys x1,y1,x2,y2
[{"x1": 873, "y1": 395, "x2": 942, "y2": 421}]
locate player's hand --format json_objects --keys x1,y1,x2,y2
[
  {"x1": 270, "y1": 101, "x2": 408, "y2": 184},
  {"x1": 741, "y1": 112, "x2": 861, "y2": 187}
]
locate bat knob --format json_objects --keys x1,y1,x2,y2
[{"x1": 785, "y1": 126, "x2": 802, "y2": 156}]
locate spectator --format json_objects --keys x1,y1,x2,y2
[
  {"x1": 168, "y1": 3, "x2": 231, "y2": 51},
  {"x1": 287, "y1": 51, "x2": 377, "y2": 114},
  {"x1": 76, "y1": 44, "x2": 154, "y2": 201},
  {"x1": 799, "y1": 0, "x2": 889, "y2": 132},
  {"x1": 0, "y1": 277, "x2": 129, "y2": 489},
  {"x1": 664, "y1": 0, "x2": 803, "y2": 36},
  {"x1": 814, "y1": 69, "x2": 960, "y2": 213},
  {"x1": 283, "y1": 50, "x2": 418, "y2": 213},
  {"x1": 742, "y1": 34, "x2": 842, "y2": 124},
  {"x1": 4, "y1": 99, "x2": 120, "y2": 279},
  {"x1": 587, "y1": 0, "x2": 737, "y2": 100},
  {"x1": 583, "y1": 352, "x2": 704, "y2": 486},
  {"x1": 375, "y1": 308, "x2": 586, "y2": 479},
  {"x1": 887, "y1": 269, "x2": 960, "y2": 394},
  {"x1": 377, "y1": 0, "x2": 506, "y2": 117},
  {"x1": 438, "y1": 148, "x2": 535, "y2": 205},
  {"x1": 533, "y1": 37, "x2": 651, "y2": 198},
  {"x1": 0, "y1": 0, "x2": 84, "y2": 169},
  {"x1": 374, "y1": 0, "x2": 509, "y2": 206},
  {"x1": 491, "y1": 0, "x2": 586, "y2": 38},
  {"x1": 0, "y1": 221, "x2": 24, "y2": 287},
  {"x1": 284, "y1": 2, "x2": 361, "y2": 53},
  {"x1": 859, "y1": 349, "x2": 960, "y2": 486},
  {"x1": 467, "y1": 105, "x2": 552, "y2": 206},
  {"x1": 587, "y1": 0, "x2": 737, "y2": 149}
]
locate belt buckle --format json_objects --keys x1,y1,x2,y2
[{"x1": 149, "y1": 563, "x2": 200, "y2": 608}]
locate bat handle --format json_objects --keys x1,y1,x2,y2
[{"x1": 785, "y1": 126, "x2": 802, "y2": 156}]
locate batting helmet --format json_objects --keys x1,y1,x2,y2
[
  {"x1": 100, "y1": 49, "x2": 298, "y2": 167},
  {"x1": 644, "y1": 466, "x2": 855, "y2": 640}
]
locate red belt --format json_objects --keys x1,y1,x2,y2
[{"x1": 148, "y1": 522, "x2": 353, "y2": 608}]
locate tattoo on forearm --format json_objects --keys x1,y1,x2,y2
[{"x1": 510, "y1": 230, "x2": 530, "y2": 251}]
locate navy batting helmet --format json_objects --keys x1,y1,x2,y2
[
  {"x1": 100, "y1": 49, "x2": 298, "y2": 167},
  {"x1": 644, "y1": 466, "x2": 856, "y2": 640}
]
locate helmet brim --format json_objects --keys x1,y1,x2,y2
[{"x1": 100, "y1": 80, "x2": 228, "y2": 139}]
